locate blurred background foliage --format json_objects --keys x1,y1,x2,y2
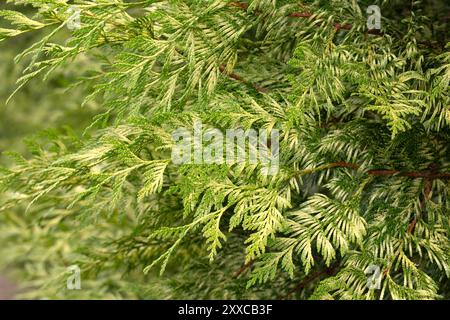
[
  {"x1": 0, "y1": 2, "x2": 203, "y2": 300},
  {"x1": 0, "y1": 3, "x2": 98, "y2": 162},
  {"x1": 0, "y1": 1, "x2": 101, "y2": 298}
]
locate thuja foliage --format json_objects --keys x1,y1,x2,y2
[{"x1": 0, "y1": 0, "x2": 449, "y2": 299}]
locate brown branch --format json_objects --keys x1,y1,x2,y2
[
  {"x1": 219, "y1": 65, "x2": 268, "y2": 93},
  {"x1": 282, "y1": 262, "x2": 340, "y2": 299},
  {"x1": 296, "y1": 161, "x2": 445, "y2": 235},
  {"x1": 234, "y1": 260, "x2": 254, "y2": 278},
  {"x1": 407, "y1": 165, "x2": 436, "y2": 234},
  {"x1": 229, "y1": 2, "x2": 383, "y2": 35},
  {"x1": 288, "y1": 12, "x2": 313, "y2": 18},
  {"x1": 228, "y1": 1, "x2": 250, "y2": 10},
  {"x1": 329, "y1": 161, "x2": 360, "y2": 169},
  {"x1": 222, "y1": 2, "x2": 385, "y2": 92}
]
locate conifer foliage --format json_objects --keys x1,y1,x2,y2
[{"x1": 0, "y1": 0, "x2": 449, "y2": 299}]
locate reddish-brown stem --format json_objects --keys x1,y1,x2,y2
[
  {"x1": 223, "y1": 2, "x2": 386, "y2": 91},
  {"x1": 282, "y1": 262, "x2": 339, "y2": 299},
  {"x1": 407, "y1": 165, "x2": 436, "y2": 234},
  {"x1": 219, "y1": 65, "x2": 268, "y2": 93},
  {"x1": 234, "y1": 260, "x2": 254, "y2": 278},
  {"x1": 229, "y1": 2, "x2": 384, "y2": 35}
]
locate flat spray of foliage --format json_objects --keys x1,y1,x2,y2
[{"x1": 0, "y1": 0, "x2": 449, "y2": 299}]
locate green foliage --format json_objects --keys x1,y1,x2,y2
[{"x1": 0, "y1": 0, "x2": 449, "y2": 300}]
